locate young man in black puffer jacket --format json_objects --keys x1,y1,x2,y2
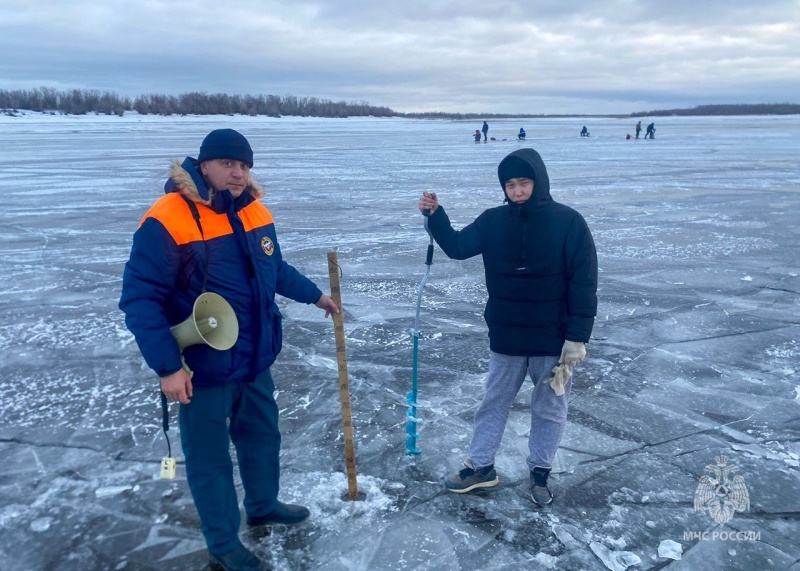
[{"x1": 418, "y1": 148, "x2": 597, "y2": 506}]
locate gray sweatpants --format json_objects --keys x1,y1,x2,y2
[{"x1": 469, "y1": 352, "x2": 569, "y2": 470}]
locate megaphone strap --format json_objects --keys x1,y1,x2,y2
[{"x1": 183, "y1": 197, "x2": 209, "y2": 293}]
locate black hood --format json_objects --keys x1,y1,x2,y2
[{"x1": 497, "y1": 148, "x2": 552, "y2": 214}]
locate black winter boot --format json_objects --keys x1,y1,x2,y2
[
  {"x1": 247, "y1": 501, "x2": 310, "y2": 526},
  {"x1": 209, "y1": 543, "x2": 265, "y2": 571}
]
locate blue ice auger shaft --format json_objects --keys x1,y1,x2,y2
[{"x1": 407, "y1": 213, "x2": 434, "y2": 455}]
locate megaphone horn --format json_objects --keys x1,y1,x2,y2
[{"x1": 170, "y1": 292, "x2": 239, "y2": 352}]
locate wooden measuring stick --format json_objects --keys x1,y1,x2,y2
[{"x1": 327, "y1": 252, "x2": 359, "y2": 500}]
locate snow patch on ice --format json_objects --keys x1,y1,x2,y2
[
  {"x1": 766, "y1": 340, "x2": 799, "y2": 359},
  {"x1": 280, "y1": 471, "x2": 403, "y2": 532},
  {"x1": 30, "y1": 517, "x2": 52, "y2": 532},
  {"x1": 95, "y1": 485, "x2": 133, "y2": 498},
  {"x1": 0, "y1": 504, "x2": 27, "y2": 528},
  {"x1": 589, "y1": 541, "x2": 641, "y2": 571},
  {"x1": 549, "y1": 521, "x2": 584, "y2": 550},
  {"x1": 658, "y1": 539, "x2": 683, "y2": 560},
  {"x1": 604, "y1": 535, "x2": 627, "y2": 549},
  {"x1": 534, "y1": 552, "x2": 558, "y2": 569},
  {"x1": 731, "y1": 441, "x2": 800, "y2": 467},
  {"x1": 307, "y1": 354, "x2": 338, "y2": 371}
]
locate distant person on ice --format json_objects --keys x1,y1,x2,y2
[
  {"x1": 417, "y1": 148, "x2": 598, "y2": 506},
  {"x1": 474, "y1": 129, "x2": 482, "y2": 142},
  {"x1": 646, "y1": 122, "x2": 656, "y2": 139},
  {"x1": 580, "y1": 126, "x2": 589, "y2": 137},
  {"x1": 518, "y1": 127, "x2": 526, "y2": 140},
  {"x1": 119, "y1": 129, "x2": 338, "y2": 571},
  {"x1": 481, "y1": 121, "x2": 489, "y2": 142},
  {"x1": 635, "y1": 120, "x2": 642, "y2": 139}
]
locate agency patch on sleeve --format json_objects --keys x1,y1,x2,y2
[{"x1": 261, "y1": 236, "x2": 275, "y2": 255}]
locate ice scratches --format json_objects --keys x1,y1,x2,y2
[
  {"x1": 1, "y1": 437, "x2": 170, "y2": 472},
  {"x1": 155, "y1": 537, "x2": 206, "y2": 562},
  {"x1": 606, "y1": 487, "x2": 683, "y2": 510},
  {"x1": 454, "y1": 504, "x2": 496, "y2": 525},
  {"x1": 560, "y1": 425, "x2": 753, "y2": 482},
  {"x1": 691, "y1": 409, "x2": 745, "y2": 425},
  {"x1": 560, "y1": 445, "x2": 639, "y2": 468},
  {"x1": 559, "y1": 422, "x2": 644, "y2": 460},
  {"x1": 564, "y1": 447, "x2": 650, "y2": 480},
  {"x1": 764, "y1": 286, "x2": 800, "y2": 296},
  {"x1": 564, "y1": 410, "x2": 640, "y2": 448},
  {"x1": 654, "y1": 324, "x2": 789, "y2": 346},
  {"x1": 30, "y1": 447, "x2": 46, "y2": 474},
  {"x1": 0, "y1": 436, "x2": 105, "y2": 455},
  {"x1": 400, "y1": 488, "x2": 448, "y2": 514}
]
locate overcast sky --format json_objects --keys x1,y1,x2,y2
[{"x1": 1, "y1": 1, "x2": 798, "y2": 114}]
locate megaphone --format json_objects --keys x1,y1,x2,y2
[
  {"x1": 170, "y1": 292, "x2": 239, "y2": 352},
  {"x1": 160, "y1": 292, "x2": 238, "y2": 477}
]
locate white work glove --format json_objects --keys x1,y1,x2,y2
[
  {"x1": 559, "y1": 340, "x2": 586, "y2": 367},
  {"x1": 544, "y1": 364, "x2": 572, "y2": 396}
]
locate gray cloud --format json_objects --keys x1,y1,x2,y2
[{"x1": 0, "y1": 0, "x2": 798, "y2": 113}]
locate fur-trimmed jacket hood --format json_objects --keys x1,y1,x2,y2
[{"x1": 164, "y1": 157, "x2": 264, "y2": 210}]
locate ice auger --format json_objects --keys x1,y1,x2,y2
[{"x1": 406, "y1": 213, "x2": 434, "y2": 455}]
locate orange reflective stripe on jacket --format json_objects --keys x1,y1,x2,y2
[
  {"x1": 139, "y1": 193, "x2": 275, "y2": 244},
  {"x1": 239, "y1": 200, "x2": 274, "y2": 232}
]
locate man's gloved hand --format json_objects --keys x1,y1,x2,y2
[
  {"x1": 544, "y1": 364, "x2": 572, "y2": 396},
  {"x1": 559, "y1": 340, "x2": 586, "y2": 367}
]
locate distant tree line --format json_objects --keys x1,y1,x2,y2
[
  {"x1": 130, "y1": 92, "x2": 393, "y2": 117},
  {"x1": 402, "y1": 111, "x2": 550, "y2": 120},
  {"x1": 631, "y1": 103, "x2": 800, "y2": 117},
  {"x1": 2, "y1": 88, "x2": 798, "y2": 118},
  {"x1": 0, "y1": 87, "x2": 129, "y2": 116},
  {"x1": 0, "y1": 88, "x2": 394, "y2": 118}
]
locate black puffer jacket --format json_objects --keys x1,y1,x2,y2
[{"x1": 427, "y1": 148, "x2": 597, "y2": 356}]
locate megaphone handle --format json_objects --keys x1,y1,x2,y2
[
  {"x1": 160, "y1": 390, "x2": 169, "y2": 432},
  {"x1": 181, "y1": 355, "x2": 194, "y2": 379},
  {"x1": 159, "y1": 390, "x2": 173, "y2": 459}
]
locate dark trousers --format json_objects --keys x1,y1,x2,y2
[{"x1": 179, "y1": 370, "x2": 281, "y2": 555}]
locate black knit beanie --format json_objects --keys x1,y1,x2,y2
[
  {"x1": 498, "y1": 156, "x2": 535, "y2": 187},
  {"x1": 198, "y1": 129, "x2": 254, "y2": 167}
]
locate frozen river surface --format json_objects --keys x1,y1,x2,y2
[{"x1": 0, "y1": 113, "x2": 799, "y2": 570}]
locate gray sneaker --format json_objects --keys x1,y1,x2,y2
[
  {"x1": 445, "y1": 462, "x2": 499, "y2": 493},
  {"x1": 530, "y1": 467, "x2": 553, "y2": 506}
]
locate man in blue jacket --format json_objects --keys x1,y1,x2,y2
[
  {"x1": 120, "y1": 129, "x2": 338, "y2": 571},
  {"x1": 418, "y1": 148, "x2": 597, "y2": 507}
]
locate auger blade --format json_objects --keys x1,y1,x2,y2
[{"x1": 405, "y1": 436, "x2": 421, "y2": 455}]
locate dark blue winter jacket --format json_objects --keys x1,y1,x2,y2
[
  {"x1": 119, "y1": 158, "x2": 322, "y2": 386},
  {"x1": 426, "y1": 148, "x2": 598, "y2": 356}
]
